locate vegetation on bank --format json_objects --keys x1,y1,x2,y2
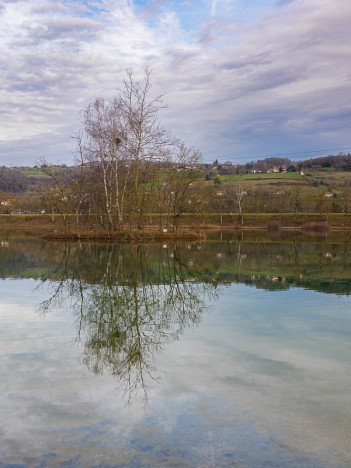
[
  {"x1": 1, "y1": 165, "x2": 351, "y2": 239},
  {"x1": 0, "y1": 212, "x2": 350, "y2": 241}
]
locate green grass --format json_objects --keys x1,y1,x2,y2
[
  {"x1": 18, "y1": 168, "x2": 48, "y2": 177},
  {"x1": 206, "y1": 172, "x2": 302, "y2": 184},
  {"x1": 21, "y1": 268, "x2": 52, "y2": 279},
  {"x1": 237, "y1": 172, "x2": 300, "y2": 180}
]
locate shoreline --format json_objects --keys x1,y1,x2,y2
[{"x1": 1, "y1": 213, "x2": 351, "y2": 241}]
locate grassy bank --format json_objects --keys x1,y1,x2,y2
[{"x1": 1, "y1": 213, "x2": 351, "y2": 240}]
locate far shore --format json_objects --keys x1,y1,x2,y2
[{"x1": 1, "y1": 213, "x2": 351, "y2": 241}]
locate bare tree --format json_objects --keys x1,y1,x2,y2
[
  {"x1": 119, "y1": 68, "x2": 173, "y2": 228},
  {"x1": 227, "y1": 183, "x2": 247, "y2": 225},
  {"x1": 40, "y1": 69, "x2": 202, "y2": 236},
  {"x1": 77, "y1": 97, "x2": 131, "y2": 232},
  {"x1": 75, "y1": 67, "x2": 181, "y2": 233},
  {"x1": 288, "y1": 184, "x2": 306, "y2": 214},
  {"x1": 39, "y1": 160, "x2": 88, "y2": 235},
  {"x1": 161, "y1": 142, "x2": 202, "y2": 231}
]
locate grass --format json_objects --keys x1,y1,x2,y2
[
  {"x1": 205, "y1": 170, "x2": 351, "y2": 188},
  {"x1": 210, "y1": 172, "x2": 302, "y2": 184},
  {"x1": 17, "y1": 168, "x2": 49, "y2": 177},
  {"x1": 1, "y1": 212, "x2": 351, "y2": 235},
  {"x1": 201, "y1": 171, "x2": 351, "y2": 206}
]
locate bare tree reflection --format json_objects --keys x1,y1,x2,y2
[
  {"x1": 38, "y1": 243, "x2": 216, "y2": 404},
  {"x1": 35, "y1": 237, "x2": 351, "y2": 403}
]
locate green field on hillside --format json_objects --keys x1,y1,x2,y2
[
  {"x1": 17, "y1": 168, "x2": 49, "y2": 177},
  {"x1": 213, "y1": 172, "x2": 302, "y2": 183}
]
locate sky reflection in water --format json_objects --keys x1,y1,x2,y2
[{"x1": 0, "y1": 237, "x2": 350, "y2": 467}]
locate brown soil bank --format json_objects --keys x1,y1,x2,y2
[
  {"x1": 194, "y1": 213, "x2": 351, "y2": 230},
  {"x1": 0, "y1": 213, "x2": 351, "y2": 240}
]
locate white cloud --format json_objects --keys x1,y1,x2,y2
[
  {"x1": 211, "y1": 0, "x2": 218, "y2": 16},
  {"x1": 0, "y1": 0, "x2": 350, "y2": 165}
]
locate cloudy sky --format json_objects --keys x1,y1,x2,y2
[{"x1": 1, "y1": 0, "x2": 351, "y2": 166}]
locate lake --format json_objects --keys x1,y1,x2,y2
[{"x1": 0, "y1": 233, "x2": 351, "y2": 467}]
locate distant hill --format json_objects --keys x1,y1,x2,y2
[
  {"x1": 0, "y1": 166, "x2": 34, "y2": 193},
  {"x1": 1, "y1": 155, "x2": 351, "y2": 196},
  {"x1": 0, "y1": 165, "x2": 76, "y2": 194},
  {"x1": 301, "y1": 154, "x2": 351, "y2": 171},
  {"x1": 209, "y1": 154, "x2": 351, "y2": 175}
]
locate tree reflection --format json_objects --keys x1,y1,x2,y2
[{"x1": 38, "y1": 243, "x2": 216, "y2": 403}]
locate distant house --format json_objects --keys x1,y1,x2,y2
[{"x1": 324, "y1": 192, "x2": 334, "y2": 198}]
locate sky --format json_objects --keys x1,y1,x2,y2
[{"x1": 1, "y1": 0, "x2": 351, "y2": 166}]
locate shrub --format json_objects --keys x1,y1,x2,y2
[
  {"x1": 267, "y1": 220, "x2": 282, "y2": 232},
  {"x1": 301, "y1": 221, "x2": 330, "y2": 233}
]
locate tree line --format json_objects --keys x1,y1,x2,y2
[{"x1": 208, "y1": 154, "x2": 351, "y2": 176}]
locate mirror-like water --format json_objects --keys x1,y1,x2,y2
[{"x1": 0, "y1": 235, "x2": 350, "y2": 467}]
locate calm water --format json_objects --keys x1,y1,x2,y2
[{"x1": 0, "y1": 234, "x2": 351, "y2": 467}]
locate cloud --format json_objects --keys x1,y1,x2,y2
[
  {"x1": 210, "y1": 0, "x2": 235, "y2": 18},
  {"x1": 0, "y1": 0, "x2": 351, "y2": 165},
  {"x1": 211, "y1": 0, "x2": 218, "y2": 16}
]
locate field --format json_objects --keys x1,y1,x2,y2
[
  {"x1": 206, "y1": 170, "x2": 351, "y2": 186},
  {"x1": 202, "y1": 170, "x2": 351, "y2": 203},
  {"x1": 17, "y1": 167, "x2": 49, "y2": 177},
  {"x1": 210, "y1": 172, "x2": 302, "y2": 183}
]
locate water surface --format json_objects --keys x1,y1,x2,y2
[{"x1": 0, "y1": 235, "x2": 350, "y2": 466}]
